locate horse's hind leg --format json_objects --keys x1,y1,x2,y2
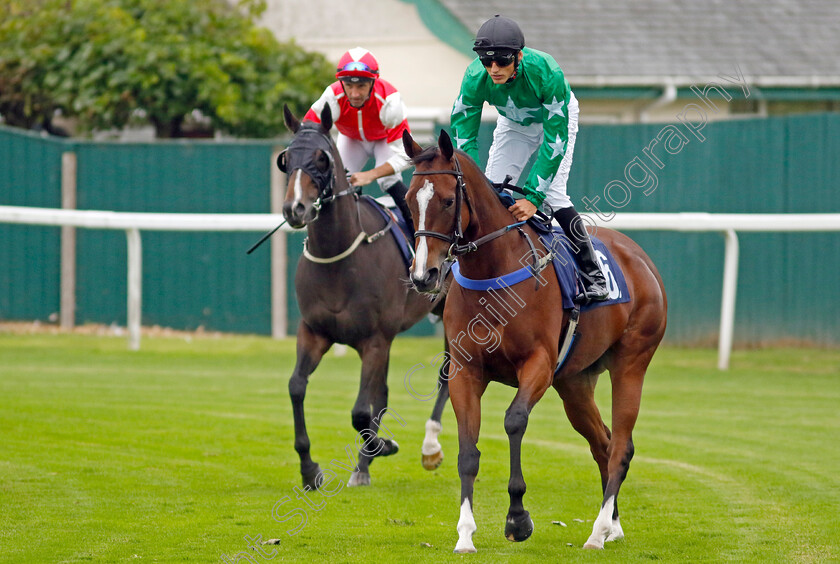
[
  {"x1": 422, "y1": 338, "x2": 451, "y2": 470},
  {"x1": 554, "y1": 371, "x2": 612, "y2": 494},
  {"x1": 584, "y1": 356, "x2": 648, "y2": 549},
  {"x1": 348, "y1": 336, "x2": 396, "y2": 487},
  {"x1": 289, "y1": 322, "x2": 332, "y2": 490}
]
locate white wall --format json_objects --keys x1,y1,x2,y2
[{"x1": 259, "y1": 0, "x2": 472, "y2": 115}]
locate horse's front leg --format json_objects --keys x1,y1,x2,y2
[
  {"x1": 348, "y1": 336, "x2": 395, "y2": 487},
  {"x1": 289, "y1": 322, "x2": 332, "y2": 490},
  {"x1": 450, "y1": 371, "x2": 487, "y2": 553},
  {"x1": 422, "y1": 337, "x2": 451, "y2": 471},
  {"x1": 504, "y1": 355, "x2": 553, "y2": 543}
]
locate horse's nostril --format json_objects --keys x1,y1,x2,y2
[
  {"x1": 412, "y1": 268, "x2": 440, "y2": 291},
  {"x1": 283, "y1": 202, "x2": 306, "y2": 220}
]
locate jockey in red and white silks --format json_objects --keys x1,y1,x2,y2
[{"x1": 303, "y1": 48, "x2": 414, "y2": 229}]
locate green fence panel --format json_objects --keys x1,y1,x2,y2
[
  {"x1": 2, "y1": 113, "x2": 838, "y2": 343},
  {"x1": 436, "y1": 113, "x2": 840, "y2": 344},
  {"x1": 72, "y1": 141, "x2": 275, "y2": 334},
  {"x1": 0, "y1": 127, "x2": 65, "y2": 322}
]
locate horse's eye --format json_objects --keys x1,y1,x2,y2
[
  {"x1": 314, "y1": 150, "x2": 330, "y2": 172},
  {"x1": 442, "y1": 198, "x2": 455, "y2": 208}
]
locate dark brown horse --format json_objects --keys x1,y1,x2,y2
[
  {"x1": 403, "y1": 130, "x2": 667, "y2": 552},
  {"x1": 278, "y1": 105, "x2": 450, "y2": 489}
]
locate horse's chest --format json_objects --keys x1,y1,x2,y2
[{"x1": 445, "y1": 293, "x2": 560, "y2": 385}]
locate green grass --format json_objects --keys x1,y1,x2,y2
[{"x1": 1, "y1": 333, "x2": 838, "y2": 563}]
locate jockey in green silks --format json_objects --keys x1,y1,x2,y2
[{"x1": 450, "y1": 14, "x2": 609, "y2": 302}]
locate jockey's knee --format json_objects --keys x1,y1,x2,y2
[{"x1": 379, "y1": 174, "x2": 402, "y2": 193}]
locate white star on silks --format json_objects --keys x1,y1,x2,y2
[
  {"x1": 452, "y1": 95, "x2": 473, "y2": 117},
  {"x1": 498, "y1": 96, "x2": 536, "y2": 122},
  {"x1": 454, "y1": 134, "x2": 470, "y2": 149},
  {"x1": 548, "y1": 134, "x2": 567, "y2": 159},
  {"x1": 543, "y1": 96, "x2": 566, "y2": 119},
  {"x1": 536, "y1": 173, "x2": 555, "y2": 194}
]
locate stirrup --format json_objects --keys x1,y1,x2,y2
[
  {"x1": 575, "y1": 274, "x2": 609, "y2": 303},
  {"x1": 584, "y1": 285, "x2": 609, "y2": 301}
]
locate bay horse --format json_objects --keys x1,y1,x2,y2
[
  {"x1": 278, "y1": 105, "x2": 450, "y2": 489},
  {"x1": 402, "y1": 130, "x2": 667, "y2": 552}
]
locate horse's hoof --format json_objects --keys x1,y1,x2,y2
[
  {"x1": 453, "y1": 546, "x2": 477, "y2": 554},
  {"x1": 583, "y1": 540, "x2": 605, "y2": 550},
  {"x1": 376, "y1": 439, "x2": 399, "y2": 458},
  {"x1": 504, "y1": 511, "x2": 534, "y2": 542},
  {"x1": 301, "y1": 463, "x2": 323, "y2": 490},
  {"x1": 348, "y1": 470, "x2": 370, "y2": 487},
  {"x1": 421, "y1": 449, "x2": 443, "y2": 471},
  {"x1": 606, "y1": 519, "x2": 624, "y2": 542}
]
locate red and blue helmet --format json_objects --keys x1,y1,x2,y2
[{"x1": 336, "y1": 48, "x2": 380, "y2": 83}]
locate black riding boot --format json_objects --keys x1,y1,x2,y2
[
  {"x1": 554, "y1": 206, "x2": 609, "y2": 302},
  {"x1": 386, "y1": 181, "x2": 415, "y2": 243}
]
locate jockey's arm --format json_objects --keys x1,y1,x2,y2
[
  {"x1": 348, "y1": 135, "x2": 410, "y2": 187},
  {"x1": 349, "y1": 162, "x2": 395, "y2": 187},
  {"x1": 508, "y1": 198, "x2": 538, "y2": 221}
]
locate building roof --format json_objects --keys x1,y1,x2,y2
[{"x1": 433, "y1": 0, "x2": 840, "y2": 86}]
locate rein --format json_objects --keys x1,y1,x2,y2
[
  {"x1": 412, "y1": 155, "x2": 528, "y2": 258},
  {"x1": 302, "y1": 212, "x2": 393, "y2": 264}
]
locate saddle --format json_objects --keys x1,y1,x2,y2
[
  {"x1": 490, "y1": 177, "x2": 625, "y2": 310},
  {"x1": 363, "y1": 195, "x2": 414, "y2": 268},
  {"x1": 490, "y1": 178, "x2": 631, "y2": 374}
]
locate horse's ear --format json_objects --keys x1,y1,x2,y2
[
  {"x1": 320, "y1": 104, "x2": 333, "y2": 132},
  {"x1": 438, "y1": 129, "x2": 454, "y2": 161},
  {"x1": 283, "y1": 104, "x2": 300, "y2": 134},
  {"x1": 403, "y1": 130, "x2": 422, "y2": 159}
]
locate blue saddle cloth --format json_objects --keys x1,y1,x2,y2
[
  {"x1": 449, "y1": 228, "x2": 630, "y2": 311},
  {"x1": 360, "y1": 195, "x2": 414, "y2": 268},
  {"x1": 539, "y1": 229, "x2": 631, "y2": 311},
  {"x1": 490, "y1": 186, "x2": 630, "y2": 310}
]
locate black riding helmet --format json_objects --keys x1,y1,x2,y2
[
  {"x1": 473, "y1": 15, "x2": 524, "y2": 81},
  {"x1": 473, "y1": 15, "x2": 525, "y2": 51}
]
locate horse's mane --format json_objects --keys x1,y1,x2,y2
[{"x1": 411, "y1": 146, "x2": 499, "y2": 201}]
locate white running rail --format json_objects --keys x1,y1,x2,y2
[{"x1": 2, "y1": 205, "x2": 839, "y2": 368}]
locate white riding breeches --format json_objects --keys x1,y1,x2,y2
[
  {"x1": 336, "y1": 133, "x2": 403, "y2": 191},
  {"x1": 485, "y1": 92, "x2": 579, "y2": 210}
]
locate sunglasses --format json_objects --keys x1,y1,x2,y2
[{"x1": 479, "y1": 52, "x2": 516, "y2": 67}]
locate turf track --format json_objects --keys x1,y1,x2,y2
[{"x1": 1, "y1": 332, "x2": 838, "y2": 562}]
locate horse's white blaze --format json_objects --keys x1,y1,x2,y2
[
  {"x1": 412, "y1": 180, "x2": 435, "y2": 279},
  {"x1": 584, "y1": 495, "x2": 615, "y2": 549},
  {"x1": 292, "y1": 169, "x2": 303, "y2": 207},
  {"x1": 421, "y1": 419, "x2": 442, "y2": 456},
  {"x1": 454, "y1": 498, "x2": 477, "y2": 553}
]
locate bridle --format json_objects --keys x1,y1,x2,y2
[
  {"x1": 412, "y1": 153, "x2": 527, "y2": 259},
  {"x1": 278, "y1": 124, "x2": 395, "y2": 264},
  {"x1": 412, "y1": 154, "x2": 468, "y2": 252},
  {"x1": 277, "y1": 125, "x2": 357, "y2": 220}
]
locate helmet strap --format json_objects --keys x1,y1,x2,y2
[{"x1": 506, "y1": 51, "x2": 522, "y2": 83}]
